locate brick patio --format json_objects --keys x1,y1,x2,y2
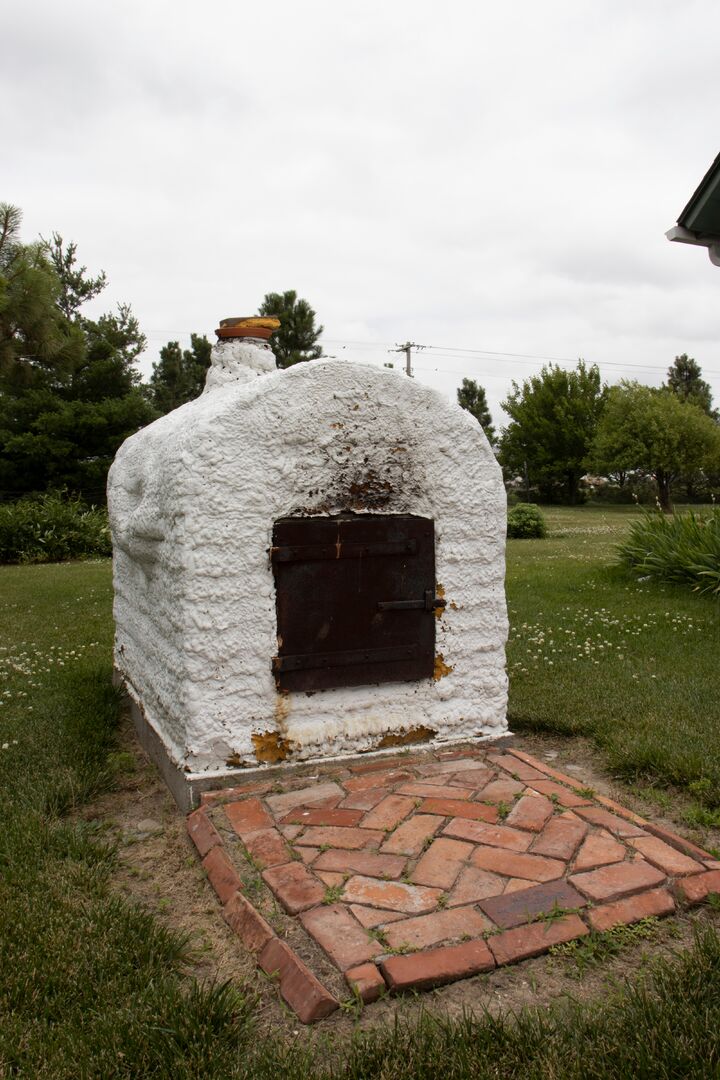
[{"x1": 186, "y1": 745, "x2": 720, "y2": 1023}]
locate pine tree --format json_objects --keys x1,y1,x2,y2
[
  {"x1": 666, "y1": 354, "x2": 717, "y2": 419},
  {"x1": 456, "y1": 378, "x2": 496, "y2": 444},
  {"x1": 258, "y1": 290, "x2": 323, "y2": 368},
  {"x1": 0, "y1": 206, "x2": 155, "y2": 500},
  {"x1": 150, "y1": 334, "x2": 212, "y2": 413}
]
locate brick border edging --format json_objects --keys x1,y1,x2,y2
[
  {"x1": 187, "y1": 807, "x2": 339, "y2": 1023},
  {"x1": 504, "y1": 749, "x2": 720, "y2": 867},
  {"x1": 186, "y1": 749, "x2": 720, "y2": 1024}
]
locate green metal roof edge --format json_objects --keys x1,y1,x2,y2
[{"x1": 677, "y1": 151, "x2": 720, "y2": 238}]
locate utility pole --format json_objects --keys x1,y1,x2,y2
[{"x1": 390, "y1": 341, "x2": 424, "y2": 377}]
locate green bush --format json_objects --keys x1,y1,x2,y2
[
  {"x1": 618, "y1": 506, "x2": 720, "y2": 596},
  {"x1": 0, "y1": 492, "x2": 111, "y2": 564},
  {"x1": 507, "y1": 502, "x2": 548, "y2": 539}
]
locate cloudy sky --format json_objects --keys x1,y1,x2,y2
[{"x1": 4, "y1": 0, "x2": 720, "y2": 427}]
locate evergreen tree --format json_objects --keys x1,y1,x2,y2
[
  {"x1": 150, "y1": 334, "x2": 212, "y2": 413},
  {"x1": 456, "y1": 378, "x2": 496, "y2": 444},
  {"x1": 0, "y1": 206, "x2": 155, "y2": 500},
  {"x1": 666, "y1": 354, "x2": 717, "y2": 419},
  {"x1": 258, "y1": 290, "x2": 323, "y2": 368}
]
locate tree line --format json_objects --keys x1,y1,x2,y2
[
  {"x1": 0, "y1": 205, "x2": 323, "y2": 501},
  {"x1": 2, "y1": 203, "x2": 718, "y2": 511},
  {"x1": 458, "y1": 356, "x2": 720, "y2": 512}
]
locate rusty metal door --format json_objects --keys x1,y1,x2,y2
[{"x1": 271, "y1": 515, "x2": 442, "y2": 692}]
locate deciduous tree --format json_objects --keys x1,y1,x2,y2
[
  {"x1": 592, "y1": 382, "x2": 720, "y2": 512},
  {"x1": 499, "y1": 362, "x2": 606, "y2": 504}
]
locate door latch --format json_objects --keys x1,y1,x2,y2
[{"x1": 378, "y1": 590, "x2": 447, "y2": 612}]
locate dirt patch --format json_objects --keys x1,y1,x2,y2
[{"x1": 78, "y1": 714, "x2": 720, "y2": 1050}]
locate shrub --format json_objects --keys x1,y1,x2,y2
[
  {"x1": 618, "y1": 506, "x2": 720, "y2": 597},
  {"x1": 507, "y1": 502, "x2": 547, "y2": 539},
  {"x1": 0, "y1": 492, "x2": 111, "y2": 564}
]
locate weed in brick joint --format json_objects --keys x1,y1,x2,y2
[
  {"x1": 496, "y1": 801, "x2": 510, "y2": 821},
  {"x1": 436, "y1": 893, "x2": 449, "y2": 909},
  {"x1": 318, "y1": 843, "x2": 330, "y2": 853},
  {"x1": 368, "y1": 928, "x2": 389, "y2": 948},
  {"x1": 706, "y1": 892, "x2": 720, "y2": 912},
  {"x1": 322, "y1": 885, "x2": 344, "y2": 905},
  {"x1": 575, "y1": 787, "x2": 595, "y2": 799},
  {"x1": 532, "y1": 902, "x2": 580, "y2": 925}
]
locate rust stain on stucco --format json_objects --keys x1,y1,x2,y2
[
  {"x1": 433, "y1": 653, "x2": 454, "y2": 680},
  {"x1": 375, "y1": 725, "x2": 436, "y2": 749},
  {"x1": 252, "y1": 730, "x2": 292, "y2": 764}
]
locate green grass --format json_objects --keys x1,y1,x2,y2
[
  {"x1": 1, "y1": 515, "x2": 720, "y2": 1077},
  {"x1": 507, "y1": 505, "x2": 720, "y2": 807}
]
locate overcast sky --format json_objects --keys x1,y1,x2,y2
[{"x1": 4, "y1": 0, "x2": 720, "y2": 427}]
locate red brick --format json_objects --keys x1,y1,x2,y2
[
  {"x1": 675, "y1": 869, "x2": 720, "y2": 906},
  {"x1": 435, "y1": 747, "x2": 479, "y2": 760},
  {"x1": 504, "y1": 877, "x2": 540, "y2": 893},
  {"x1": 225, "y1": 797, "x2": 272, "y2": 838},
  {"x1": 380, "y1": 815, "x2": 444, "y2": 856},
  {"x1": 503, "y1": 749, "x2": 594, "y2": 793},
  {"x1": 300, "y1": 904, "x2": 383, "y2": 970},
  {"x1": 448, "y1": 866, "x2": 505, "y2": 906},
  {"x1": 201, "y1": 780, "x2": 273, "y2": 806},
  {"x1": 574, "y1": 806, "x2": 645, "y2": 837},
  {"x1": 349, "y1": 756, "x2": 422, "y2": 773},
  {"x1": 505, "y1": 795, "x2": 554, "y2": 833},
  {"x1": 186, "y1": 808, "x2": 221, "y2": 857},
  {"x1": 346, "y1": 962, "x2": 386, "y2": 1004},
  {"x1": 531, "y1": 816, "x2": 588, "y2": 860},
  {"x1": 265, "y1": 782, "x2": 343, "y2": 818},
  {"x1": 202, "y1": 845, "x2": 242, "y2": 904},
  {"x1": 570, "y1": 860, "x2": 665, "y2": 902},
  {"x1": 525, "y1": 779, "x2": 593, "y2": 808},
  {"x1": 298, "y1": 846, "x2": 319, "y2": 864},
  {"x1": 316, "y1": 871, "x2": 345, "y2": 887},
  {"x1": 487, "y1": 754, "x2": 546, "y2": 781},
  {"x1": 489, "y1": 914, "x2": 589, "y2": 966},
  {"x1": 397, "y1": 782, "x2": 474, "y2": 800},
  {"x1": 280, "y1": 806, "x2": 363, "y2": 827},
  {"x1": 448, "y1": 766, "x2": 493, "y2": 788},
  {"x1": 593, "y1": 793, "x2": 649, "y2": 827},
  {"x1": 223, "y1": 891, "x2": 274, "y2": 952},
  {"x1": 280, "y1": 825, "x2": 302, "y2": 840},
  {"x1": 360, "y1": 794, "x2": 415, "y2": 831},
  {"x1": 442, "y1": 818, "x2": 532, "y2": 852},
  {"x1": 339, "y1": 787, "x2": 390, "y2": 811},
  {"x1": 342, "y1": 875, "x2": 441, "y2": 914},
  {"x1": 296, "y1": 826, "x2": 384, "y2": 849},
  {"x1": 262, "y1": 861, "x2": 325, "y2": 913},
  {"x1": 478, "y1": 880, "x2": 586, "y2": 929},
  {"x1": 471, "y1": 846, "x2": 565, "y2": 882},
  {"x1": 411, "y1": 837, "x2": 474, "y2": 889},
  {"x1": 343, "y1": 770, "x2": 412, "y2": 792},
  {"x1": 259, "y1": 937, "x2": 337, "y2": 1023},
  {"x1": 642, "y1": 821, "x2": 716, "y2": 863},
  {"x1": 349, "y1": 905, "x2": 406, "y2": 928},
  {"x1": 244, "y1": 828, "x2": 291, "y2": 868},
  {"x1": 588, "y1": 887, "x2": 675, "y2": 931},
  {"x1": 628, "y1": 835, "x2": 705, "y2": 876},
  {"x1": 420, "y1": 798, "x2": 498, "y2": 823},
  {"x1": 573, "y1": 830, "x2": 627, "y2": 872},
  {"x1": 476, "y1": 778, "x2": 526, "y2": 804},
  {"x1": 384, "y1": 906, "x2": 490, "y2": 950},
  {"x1": 417, "y1": 758, "x2": 485, "y2": 777},
  {"x1": 313, "y1": 848, "x2": 406, "y2": 878},
  {"x1": 380, "y1": 938, "x2": 494, "y2": 991}
]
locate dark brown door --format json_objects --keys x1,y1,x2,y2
[{"x1": 271, "y1": 515, "x2": 438, "y2": 692}]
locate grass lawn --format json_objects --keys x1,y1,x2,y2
[{"x1": 1, "y1": 509, "x2": 720, "y2": 1077}]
